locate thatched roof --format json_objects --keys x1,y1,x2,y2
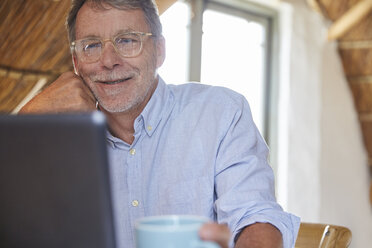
[
  {"x1": 310, "y1": 0, "x2": 372, "y2": 204},
  {"x1": 0, "y1": 0, "x2": 71, "y2": 113},
  {"x1": 0, "y1": 0, "x2": 175, "y2": 113}
]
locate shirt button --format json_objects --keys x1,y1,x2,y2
[
  {"x1": 129, "y1": 148, "x2": 136, "y2": 155},
  {"x1": 147, "y1": 125, "x2": 152, "y2": 131},
  {"x1": 132, "y1": 200, "x2": 139, "y2": 207}
]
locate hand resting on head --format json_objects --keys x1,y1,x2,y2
[{"x1": 19, "y1": 71, "x2": 96, "y2": 114}]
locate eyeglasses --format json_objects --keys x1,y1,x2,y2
[{"x1": 70, "y1": 31, "x2": 154, "y2": 63}]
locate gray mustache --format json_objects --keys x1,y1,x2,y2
[{"x1": 90, "y1": 72, "x2": 136, "y2": 82}]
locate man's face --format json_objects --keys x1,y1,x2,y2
[{"x1": 74, "y1": 3, "x2": 165, "y2": 113}]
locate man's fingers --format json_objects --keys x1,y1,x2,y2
[
  {"x1": 19, "y1": 71, "x2": 97, "y2": 113},
  {"x1": 75, "y1": 74, "x2": 97, "y2": 104},
  {"x1": 199, "y1": 222, "x2": 231, "y2": 248},
  {"x1": 55, "y1": 72, "x2": 96, "y2": 111},
  {"x1": 66, "y1": 72, "x2": 95, "y2": 102},
  {"x1": 79, "y1": 82, "x2": 96, "y2": 106}
]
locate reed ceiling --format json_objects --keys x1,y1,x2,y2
[
  {"x1": 311, "y1": 0, "x2": 372, "y2": 204},
  {"x1": 0, "y1": 0, "x2": 175, "y2": 113}
]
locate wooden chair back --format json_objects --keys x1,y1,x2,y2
[{"x1": 295, "y1": 222, "x2": 352, "y2": 248}]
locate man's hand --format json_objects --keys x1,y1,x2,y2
[
  {"x1": 199, "y1": 222, "x2": 231, "y2": 248},
  {"x1": 19, "y1": 71, "x2": 96, "y2": 114}
]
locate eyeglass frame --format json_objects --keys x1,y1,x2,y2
[{"x1": 70, "y1": 31, "x2": 155, "y2": 63}]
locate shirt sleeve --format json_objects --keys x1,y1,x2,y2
[{"x1": 213, "y1": 91, "x2": 300, "y2": 248}]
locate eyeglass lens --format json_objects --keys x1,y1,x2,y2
[{"x1": 76, "y1": 33, "x2": 143, "y2": 62}]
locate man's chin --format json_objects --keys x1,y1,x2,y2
[{"x1": 97, "y1": 100, "x2": 131, "y2": 114}]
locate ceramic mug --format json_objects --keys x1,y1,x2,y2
[{"x1": 135, "y1": 215, "x2": 220, "y2": 248}]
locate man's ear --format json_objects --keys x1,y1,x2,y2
[
  {"x1": 72, "y1": 54, "x2": 80, "y2": 76},
  {"x1": 155, "y1": 35, "x2": 166, "y2": 68}
]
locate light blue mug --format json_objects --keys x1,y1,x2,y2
[{"x1": 135, "y1": 215, "x2": 220, "y2": 248}]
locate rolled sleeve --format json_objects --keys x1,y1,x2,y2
[
  {"x1": 231, "y1": 210, "x2": 300, "y2": 247},
  {"x1": 213, "y1": 93, "x2": 300, "y2": 247}
]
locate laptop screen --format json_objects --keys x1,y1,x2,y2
[{"x1": 0, "y1": 112, "x2": 116, "y2": 248}]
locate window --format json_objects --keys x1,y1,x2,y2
[
  {"x1": 160, "y1": 0, "x2": 274, "y2": 139},
  {"x1": 158, "y1": 1, "x2": 190, "y2": 84}
]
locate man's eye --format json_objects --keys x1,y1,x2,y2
[
  {"x1": 83, "y1": 42, "x2": 101, "y2": 51},
  {"x1": 116, "y1": 37, "x2": 139, "y2": 45},
  {"x1": 117, "y1": 38, "x2": 133, "y2": 44}
]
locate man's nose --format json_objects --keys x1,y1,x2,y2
[{"x1": 100, "y1": 41, "x2": 122, "y2": 70}]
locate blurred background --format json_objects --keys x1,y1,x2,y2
[{"x1": 1, "y1": 0, "x2": 372, "y2": 246}]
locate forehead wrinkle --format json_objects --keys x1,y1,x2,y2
[
  {"x1": 78, "y1": 28, "x2": 137, "y2": 40},
  {"x1": 75, "y1": 4, "x2": 149, "y2": 41}
]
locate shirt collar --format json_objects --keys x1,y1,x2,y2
[
  {"x1": 138, "y1": 76, "x2": 173, "y2": 137},
  {"x1": 106, "y1": 76, "x2": 174, "y2": 146}
]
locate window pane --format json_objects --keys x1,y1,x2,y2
[
  {"x1": 159, "y1": 1, "x2": 190, "y2": 84},
  {"x1": 201, "y1": 9, "x2": 266, "y2": 134}
]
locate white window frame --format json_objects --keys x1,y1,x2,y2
[{"x1": 186, "y1": 0, "x2": 280, "y2": 172}]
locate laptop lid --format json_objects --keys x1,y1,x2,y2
[{"x1": 0, "y1": 112, "x2": 116, "y2": 248}]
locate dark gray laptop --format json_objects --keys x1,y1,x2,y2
[{"x1": 0, "y1": 112, "x2": 116, "y2": 248}]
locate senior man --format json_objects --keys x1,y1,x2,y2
[{"x1": 20, "y1": 0, "x2": 300, "y2": 247}]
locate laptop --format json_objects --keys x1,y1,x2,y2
[{"x1": 0, "y1": 112, "x2": 116, "y2": 248}]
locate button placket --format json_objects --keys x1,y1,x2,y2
[{"x1": 126, "y1": 137, "x2": 144, "y2": 217}]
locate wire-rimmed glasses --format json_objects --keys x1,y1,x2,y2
[{"x1": 70, "y1": 31, "x2": 154, "y2": 63}]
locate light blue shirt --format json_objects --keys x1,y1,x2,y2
[{"x1": 106, "y1": 77, "x2": 300, "y2": 248}]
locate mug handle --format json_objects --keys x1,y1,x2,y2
[{"x1": 193, "y1": 240, "x2": 220, "y2": 248}]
